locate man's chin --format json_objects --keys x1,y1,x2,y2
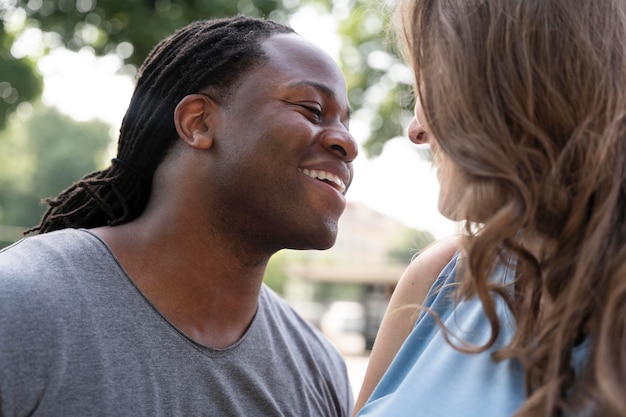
[{"x1": 287, "y1": 228, "x2": 338, "y2": 251}]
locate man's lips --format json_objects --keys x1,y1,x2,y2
[{"x1": 300, "y1": 168, "x2": 347, "y2": 194}]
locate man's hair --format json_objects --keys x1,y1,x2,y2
[
  {"x1": 30, "y1": 15, "x2": 294, "y2": 234},
  {"x1": 395, "y1": 0, "x2": 626, "y2": 415}
]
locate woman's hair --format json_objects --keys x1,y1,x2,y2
[
  {"x1": 395, "y1": 0, "x2": 626, "y2": 415},
  {"x1": 29, "y1": 15, "x2": 294, "y2": 234}
]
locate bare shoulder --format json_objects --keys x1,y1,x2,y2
[
  {"x1": 394, "y1": 235, "x2": 460, "y2": 305},
  {"x1": 352, "y1": 235, "x2": 460, "y2": 416},
  {"x1": 418, "y1": 234, "x2": 460, "y2": 264}
]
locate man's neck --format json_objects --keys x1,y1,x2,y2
[{"x1": 90, "y1": 220, "x2": 270, "y2": 349}]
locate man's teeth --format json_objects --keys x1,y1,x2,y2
[{"x1": 301, "y1": 168, "x2": 346, "y2": 194}]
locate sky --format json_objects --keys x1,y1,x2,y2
[{"x1": 30, "y1": 7, "x2": 457, "y2": 239}]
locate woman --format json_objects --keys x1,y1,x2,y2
[{"x1": 355, "y1": 0, "x2": 626, "y2": 415}]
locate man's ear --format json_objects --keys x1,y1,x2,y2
[{"x1": 174, "y1": 94, "x2": 220, "y2": 150}]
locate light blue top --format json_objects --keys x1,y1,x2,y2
[{"x1": 357, "y1": 253, "x2": 527, "y2": 417}]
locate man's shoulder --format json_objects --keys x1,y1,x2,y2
[
  {"x1": 258, "y1": 284, "x2": 317, "y2": 331},
  {"x1": 0, "y1": 229, "x2": 113, "y2": 315},
  {"x1": 1, "y1": 228, "x2": 99, "y2": 261},
  {"x1": 258, "y1": 284, "x2": 342, "y2": 357},
  {"x1": 1, "y1": 228, "x2": 109, "y2": 269},
  {"x1": 255, "y1": 285, "x2": 352, "y2": 414}
]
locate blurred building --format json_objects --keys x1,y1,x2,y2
[
  {"x1": 284, "y1": 201, "x2": 410, "y2": 283},
  {"x1": 281, "y1": 201, "x2": 419, "y2": 352}
]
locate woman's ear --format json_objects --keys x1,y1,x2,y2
[{"x1": 174, "y1": 94, "x2": 220, "y2": 150}]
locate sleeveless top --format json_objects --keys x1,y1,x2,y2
[{"x1": 357, "y1": 252, "x2": 526, "y2": 416}]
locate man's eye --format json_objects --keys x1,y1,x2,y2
[{"x1": 302, "y1": 105, "x2": 322, "y2": 119}]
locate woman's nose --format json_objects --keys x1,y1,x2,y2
[{"x1": 408, "y1": 116, "x2": 428, "y2": 144}]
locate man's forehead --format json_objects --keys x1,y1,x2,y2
[
  {"x1": 261, "y1": 34, "x2": 342, "y2": 74},
  {"x1": 260, "y1": 37, "x2": 346, "y2": 88}
]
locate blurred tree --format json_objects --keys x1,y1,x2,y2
[
  {"x1": 264, "y1": 250, "x2": 289, "y2": 295},
  {"x1": 334, "y1": 0, "x2": 414, "y2": 156},
  {"x1": 1, "y1": 0, "x2": 412, "y2": 155},
  {"x1": 0, "y1": 104, "x2": 111, "y2": 242},
  {"x1": 386, "y1": 226, "x2": 435, "y2": 264},
  {"x1": 2, "y1": 0, "x2": 293, "y2": 67},
  {"x1": 0, "y1": 20, "x2": 43, "y2": 129},
  {"x1": 0, "y1": 0, "x2": 293, "y2": 128}
]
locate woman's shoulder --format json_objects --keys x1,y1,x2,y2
[
  {"x1": 396, "y1": 235, "x2": 460, "y2": 305},
  {"x1": 352, "y1": 235, "x2": 461, "y2": 415}
]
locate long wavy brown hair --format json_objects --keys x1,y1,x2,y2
[{"x1": 395, "y1": 0, "x2": 626, "y2": 415}]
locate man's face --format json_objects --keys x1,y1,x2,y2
[{"x1": 205, "y1": 33, "x2": 358, "y2": 252}]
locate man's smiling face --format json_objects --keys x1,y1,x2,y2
[{"x1": 204, "y1": 33, "x2": 358, "y2": 251}]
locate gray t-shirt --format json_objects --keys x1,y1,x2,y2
[{"x1": 0, "y1": 229, "x2": 352, "y2": 416}]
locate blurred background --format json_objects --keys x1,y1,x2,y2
[{"x1": 0, "y1": 0, "x2": 457, "y2": 396}]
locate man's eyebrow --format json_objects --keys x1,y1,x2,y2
[{"x1": 287, "y1": 80, "x2": 352, "y2": 119}]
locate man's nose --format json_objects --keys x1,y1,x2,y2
[{"x1": 322, "y1": 127, "x2": 359, "y2": 163}]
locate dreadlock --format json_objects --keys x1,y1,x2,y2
[{"x1": 29, "y1": 15, "x2": 294, "y2": 234}]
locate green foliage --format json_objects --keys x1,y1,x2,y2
[
  {"x1": 0, "y1": 0, "x2": 295, "y2": 127},
  {"x1": 264, "y1": 251, "x2": 289, "y2": 295},
  {"x1": 0, "y1": 104, "x2": 112, "y2": 233},
  {"x1": 335, "y1": 0, "x2": 414, "y2": 156},
  {"x1": 5, "y1": 0, "x2": 294, "y2": 67},
  {"x1": 1, "y1": 0, "x2": 413, "y2": 156},
  {"x1": 386, "y1": 226, "x2": 435, "y2": 264},
  {"x1": 0, "y1": 21, "x2": 43, "y2": 129}
]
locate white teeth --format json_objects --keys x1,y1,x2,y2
[{"x1": 301, "y1": 168, "x2": 347, "y2": 194}]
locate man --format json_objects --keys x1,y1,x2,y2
[{"x1": 0, "y1": 16, "x2": 357, "y2": 416}]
